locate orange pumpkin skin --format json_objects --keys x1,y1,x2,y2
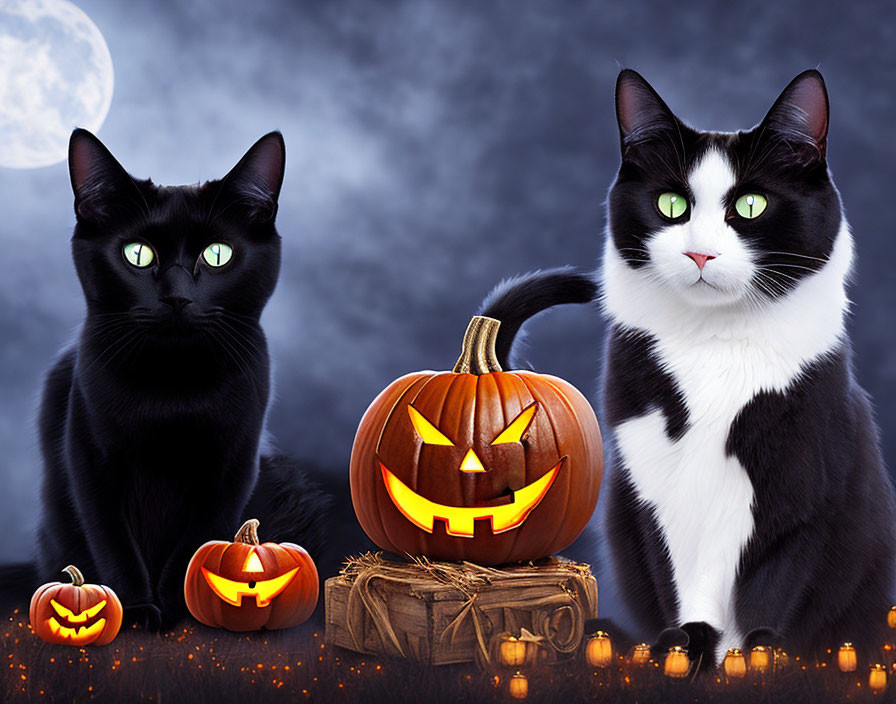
[
  {"x1": 30, "y1": 566, "x2": 123, "y2": 646},
  {"x1": 350, "y1": 318, "x2": 603, "y2": 565},
  {"x1": 184, "y1": 519, "x2": 319, "y2": 631}
]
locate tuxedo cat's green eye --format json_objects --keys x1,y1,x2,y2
[
  {"x1": 657, "y1": 192, "x2": 688, "y2": 219},
  {"x1": 202, "y1": 243, "x2": 233, "y2": 267},
  {"x1": 123, "y1": 243, "x2": 154, "y2": 268},
  {"x1": 735, "y1": 194, "x2": 767, "y2": 219}
]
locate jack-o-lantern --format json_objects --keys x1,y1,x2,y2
[
  {"x1": 30, "y1": 565, "x2": 123, "y2": 646},
  {"x1": 184, "y1": 519, "x2": 318, "y2": 631},
  {"x1": 350, "y1": 315, "x2": 603, "y2": 564}
]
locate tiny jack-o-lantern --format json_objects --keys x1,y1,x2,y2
[
  {"x1": 837, "y1": 642, "x2": 858, "y2": 672},
  {"x1": 664, "y1": 646, "x2": 689, "y2": 678},
  {"x1": 631, "y1": 643, "x2": 651, "y2": 667},
  {"x1": 508, "y1": 672, "x2": 528, "y2": 699},
  {"x1": 723, "y1": 648, "x2": 747, "y2": 679},
  {"x1": 869, "y1": 663, "x2": 888, "y2": 694},
  {"x1": 585, "y1": 631, "x2": 613, "y2": 668},
  {"x1": 750, "y1": 645, "x2": 771, "y2": 674},
  {"x1": 30, "y1": 565, "x2": 122, "y2": 646},
  {"x1": 888, "y1": 606, "x2": 896, "y2": 629},
  {"x1": 184, "y1": 519, "x2": 318, "y2": 631},
  {"x1": 350, "y1": 316, "x2": 603, "y2": 564},
  {"x1": 500, "y1": 635, "x2": 527, "y2": 667}
]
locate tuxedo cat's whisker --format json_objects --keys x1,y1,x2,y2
[{"x1": 762, "y1": 251, "x2": 831, "y2": 263}]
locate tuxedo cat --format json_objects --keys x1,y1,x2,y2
[
  {"x1": 36, "y1": 130, "x2": 330, "y2": 627},
  {"x1": 480, "y1": 70, "x2": 896, "y2": 667}
]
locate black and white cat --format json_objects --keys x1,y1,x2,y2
[
  {"x1": 35, "y1": 130, "x2": 330, "y2": 627},
  {"x1": 481, "y1": 69, "x2": 896, "y2": 666}
]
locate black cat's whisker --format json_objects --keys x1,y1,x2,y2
[
  {"x1": 213, "y1": 321, "x2": 261, "y2": 364},
  {"x1": 204, "y1": 324, "x2": 256, "y2": 376},
  {"x1": 81, "y1": 328, "x2": 143, "y2": 376}
]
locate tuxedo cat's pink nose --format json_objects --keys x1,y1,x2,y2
[{"x1": 684, "y1": 251, "x2": 717, "y2": 270}]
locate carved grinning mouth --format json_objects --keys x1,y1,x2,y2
[
  {"x1": 200, "y1": 566, "x2": 299, "y2": 607},
  {"x1": 47, "y1": 598, "x2": 107, "y2": 640},
  {"x1": 379, "y1": 458, "x2": 564, "y2": 538}
]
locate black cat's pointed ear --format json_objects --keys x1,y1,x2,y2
[
  {"x1": 759, "y1": 70, "x2": 829, "y2": 164},
  {"x1": 615, "y1": 69, "x2": 679, "y2": 152},
  {"x1": 69, "y1": 129, "x2": 140, "y2": 222},
  {"x1": 220, "y1": 132, "x2": 286, "y2": 223}
]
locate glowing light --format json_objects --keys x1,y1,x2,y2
[
  {"x1": 45, "y1": 616, "x2": 107, "y2": 642},
  {"x1": 407, "y1": 406, "x2": 453, "y2": 446},
  {"x1": 242, "y1": 550, "x2": 265, "y2": 573},
  {"x1": 380, "y1": 459, "x2": 562, "y2": 537},
  {"x1": 49, "y1": 599, "x2": 106, "y2": 624},
  {"x1": 200, "y1": 567, "x2": 299, "y2": 607},
  {"x1": 492, "y1": 403, "x2": 538, "y2": 444},
  {"x1": 459, "y1": 449, "x2": 485, "y2": 473}
]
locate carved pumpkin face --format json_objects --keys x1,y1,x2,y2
[
  {"x1": 184, "y1": 519, "x2": 319, "y2": 631},
  {"x1": 351, "y1": 316, "x2": 603, "y2": 564},
  {"x1": 30, "y1": 566, "x2": 122, "y2": 646}
]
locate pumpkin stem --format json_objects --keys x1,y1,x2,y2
[
  {"x1": 452, "y1": 316, "x2": 503, "y2": 374},
  {"x1": 235, "y1": 519, "x2": 261, "y2": 545},
  {"x1": 62, "y1": 565, "x2": 85, "y2": 587}
]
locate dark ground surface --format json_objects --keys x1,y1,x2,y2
[{"x1": 3, "y1": 591, "x2": 896, "y2": 703}]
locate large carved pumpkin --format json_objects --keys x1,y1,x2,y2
[
  {"x1": 184, "y1": 519, "x2": 319, "y2": 631},
  {"x1": 30, "y1": 565, "x2": 123, "y2": 646},
  {"x1": 350, "y1": 316, "x2": 603, "y2": 564}
]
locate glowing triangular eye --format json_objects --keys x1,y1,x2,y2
[
  {"x1": 242, "y1": 550, "x2": 264, "y2": 573},
  {"x1": 492, "y1": 403, "x2": 538, "y2": 445},
  {"x1": 408, "y1": 406, "x2": 453, "y2": 446}
]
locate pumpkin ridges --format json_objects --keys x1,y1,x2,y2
[
  {"x1": 499, "y1": 372, "x2": 561, "y2": 563},
  {"x1": 480, "y1": 372, "x2": 536, "y2": 565},
  {"x1": 378, "y1": 373, "x2": 453, "y2": 555},
  {"x1": 519, "y1": 371, "x2": 603, "y2": 552},
  {"x1": 516, "y1": 374, "x2": 577, "y2": 557},
  {"x1": 356, "y1": 372, "x2": 433, "y2": 552}
]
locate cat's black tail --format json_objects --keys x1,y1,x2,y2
[{"x1": 477, "y1": 266, "x2": 597, "y2": 369}]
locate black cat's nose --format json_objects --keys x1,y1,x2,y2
[{"x1": 160, "y1": 296, "x2": 192, "y2": 312}]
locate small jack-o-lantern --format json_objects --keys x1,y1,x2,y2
[
  {"x1": 350, "y1": 316, "x2": 603, "y2": 564},
  {"x1": 184, "y1": 519, "x2": 318, "y2": 631},
  {"x1": 30, "y1": 565, "x2": 123, "y2": 646}
]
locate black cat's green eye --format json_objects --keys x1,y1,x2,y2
[
  {"x1": 123, "y1": 243, "x2": 154, "y2": 268},
  {"x1": 202, "y1": 243, "x2": 233, "y2": 268},
  {"x1": 657, "y1": 192, "x2": 688, "y2": 219},
  {"x1": 735, "y1": 194, "x2": 767, "y2": 219}
]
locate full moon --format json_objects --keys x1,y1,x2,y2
[{"x1": 0, "y1": 0, "x2": 113, "y2": 169}]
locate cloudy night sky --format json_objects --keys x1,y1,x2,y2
[{"x1": 0, "y1": 0, "x2": 894, "y2": 625}]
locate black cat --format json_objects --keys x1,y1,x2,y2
[
  {"x1": 35, "y1": 129, "x2": 330, "y2": 628},
  {"x1": 477, "y1": 70, "x2": 896, "y2": 668}
]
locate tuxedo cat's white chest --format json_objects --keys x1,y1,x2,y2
[
  {"x1": 613, "y1": 336, "x2": 760, "y2": 653},
  {"x1": 601, "y1": 226, "x2": 853, "y2": 656}
]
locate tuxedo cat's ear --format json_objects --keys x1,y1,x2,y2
[
  {"x1": 219, "y1": 132, "x2": 286, "y2": 224},
  {"x1": 615, "y1": 69, "x2": 679, "y2": 152},
  {"x1": 759, "y1": 70, "x2": 829, "y2": 164},
  {"x1": 69, "y1": 129, "x2": 141, "y2": 223}
]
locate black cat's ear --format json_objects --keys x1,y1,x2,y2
[
  {"x1": 69, "y1": 129, "x2": 140, "y2": 223},
  {"x1": 615, "y1": 69, "x2": 679, "y2": 152},
  {"x1": 759, "y1": 70, "x2": 829, "y2": 165},
  {"x1": 219, "y1": 132, "x2": 286, "y2": 224}
]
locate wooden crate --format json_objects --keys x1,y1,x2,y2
[{"x1": 325, "y1": 553, "x2": 597, "y2": 666}]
